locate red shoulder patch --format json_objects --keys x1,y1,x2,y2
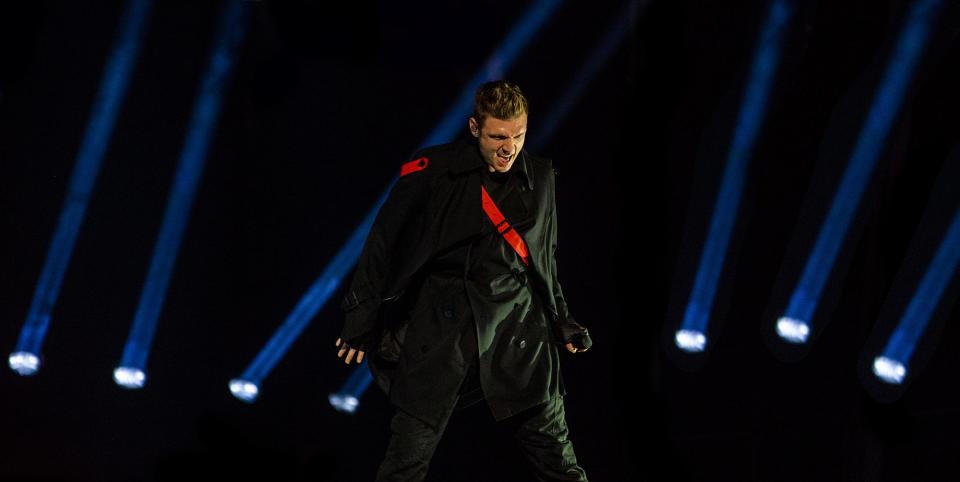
[{"x1": 400, "y1": 156, "x2": 429, "y2": 177}]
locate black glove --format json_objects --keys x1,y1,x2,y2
[
  {"x1": 339, "y1": 331, "x2": 377, "y2": 354},
  {"x1": 559, "y1": 322, "x2": 592, "y2": 351}
]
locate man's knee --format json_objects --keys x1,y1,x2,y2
[
  {"x1": 512, "y1": 396, "x2": 571, "y2": 439},
  {"x1": 377, "y1": 409, "x2": 448, "y2": 482},
  {"x1": 511, "y1": 397, "x2": 588, "y2": 481}
]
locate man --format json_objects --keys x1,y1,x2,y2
[{"x1": 336, "y1": 80, "x2": 592, "y2": 481}]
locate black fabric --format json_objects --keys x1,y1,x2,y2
[
  {"x1": 452, "y1": 166, "x2": 514, "y2": 413},
  {"x1": 376, "y1": 395, "x2": 588, "y2": 482},
  {"x1": 341, "y1": 138, "x2": 578, "y2": 427},
  {"x1": 374, "y1": 163, "x2": 587, "y2": 480},
  {"x1": 352, "y1": 148, "x2": 583, "y2": 479},
  {"x1": 454, "y1": 326, "x2": 483, "y2": 411},
  {"x1": 385, "y1": 145, "x2": 566, "y2": 427}
]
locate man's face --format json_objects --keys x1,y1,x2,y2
[{"x1": 469, "y1": 113, "x2": 527, "y2": 173}]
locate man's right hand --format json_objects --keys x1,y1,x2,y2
[{"x1": 336, "y1": 337, "x2": 366, "y2": 365}]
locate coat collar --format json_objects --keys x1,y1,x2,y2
[{"x1": 449, "y1": 137, "x2": 535, "y2": 191}]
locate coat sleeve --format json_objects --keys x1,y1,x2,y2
[
  {"x1": 547, "y1": 167, "x2": 592, "y2": 349},
  {"x1": 338, "y1": 151, "x2": 432, "y2": 350}
]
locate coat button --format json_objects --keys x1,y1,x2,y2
[
  {"x1": 421, "y1": 345, "x2": 429, "y2": 353},
  {"x1": 443, "y1": 308, "x2": 454, "y2": 318},
  {"x1": 518, "y1": 339, "x2": 526, "y2": 349}
]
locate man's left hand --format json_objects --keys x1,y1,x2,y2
[
  {"x1": 565, "y1": 341, "x2": 587, "y2": 353},
  {"x1": 559, "y1": 321, "x2": 592, "y2": 353}
]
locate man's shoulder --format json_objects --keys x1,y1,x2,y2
[
  {"x1": 404, "y1": 141, "x2": 463, "y2": 172},
  {"x1": 521, "y1": 150, "x2": 558, "y2": 187},
  {"x1": 524, "y1": 151, "x2": 554, "y2": 170},
  {"x1": 397, "y1": 141, "x2": 460, "y2": 180}
]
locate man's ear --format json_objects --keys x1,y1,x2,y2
[{"x1": 468, "y1": 117, "x2": 480, "y2": 137}]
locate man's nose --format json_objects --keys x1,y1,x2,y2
[{"x1": 500, "y1": 139, "x2": 515, "y2": 154}]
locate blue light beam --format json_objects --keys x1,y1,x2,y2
[
  {"x1": 229, "y1": 198, "x2": 384, "y2": 402},
  {"x1": 423, "y1": 0, "x2": 565, "y2": 147},
  {"x1": 114, "y1": 0, "x2": 249, "y2": 389},
  {"x1": 328, "y1": 359, "x2": 373, "y2": 413},
  {"x1": 873, "y1": 207, "x2": 960, "y2": 384},
  {"x1": 676, "y1": 0, "x2": 793, "y2": 352},
  {"x1": 777, "y1": 0, "x2": 942, "y2": 344},
  {"x1": 231, "y1": 0, "x2": 564, "y2": 403},
  {"x1": 531, "y1": 0, "x2": 645, "y2": 151},
  {"x1": 9, "y1": 0, "x2": 153, "y2": 376}
]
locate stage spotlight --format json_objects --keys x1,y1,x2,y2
[
  {"x1": 117, "y1": 0, "x2": 249, "y2": 386},
  {"x1": 775, "y1": 317, "x2": 809, "y2": 344},
  {"x1": 329, "y1": 394, "x2": 360, "y2": 414},
  {"x1": 674, "y1": 330, "x2": 707, "y2": 352},
  {"x1": 113, "y1": 366, "x2": 146, "y2": 388},
  {"x1": 872, "y1": 356, "x2": 906, "y2": 384},
  {"x1": 8, "y1": 351, "x2": 40, "y2": 376},
  {"x1": 229, "y1": 378, "x2": 260, "y2": 402},
  {"x1": 676, "y1": 0, "x2": 792, "y2": 351},
  {"x1": 872, "y1": 206, "x2": 960, "y2": 385},
  {"x1": 9, "y1": 0, "x2": 152, "y2": 375},
  {"x1": 329, "y1": 361, "x2": 373, "y2": 413},
  {"x1": 229, "y1": 198, "x2": 382, "y2": 401},
  {"x1": 777, "y1": 0, "x2": 941, "y2": 345}
]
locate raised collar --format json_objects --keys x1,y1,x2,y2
[{"x1": 449, "y1": 137, "x2": 535, "y2": 191}]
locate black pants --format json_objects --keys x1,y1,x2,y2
[{"x1": 375, "y1": 353, "x2": 588, "y2": 482}]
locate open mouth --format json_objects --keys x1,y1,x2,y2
[{"x1": 496, "y1": 154, "x2": 511, "y2": 165}]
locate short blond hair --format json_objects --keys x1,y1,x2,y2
[{"x1": 473, "y1": 80, "x2": 528, "y2": 128}]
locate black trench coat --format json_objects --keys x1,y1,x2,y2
[{"x1": 339, "y1": 136, "x2": 586, "y2": 430}]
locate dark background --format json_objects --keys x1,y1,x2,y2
[{"x1": 1, "y1": 1, "x2": 958, "y2": 480}]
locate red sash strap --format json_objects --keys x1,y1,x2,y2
[{"x1": 480, "y1": 184, "x2": 530, "y2": 266}]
